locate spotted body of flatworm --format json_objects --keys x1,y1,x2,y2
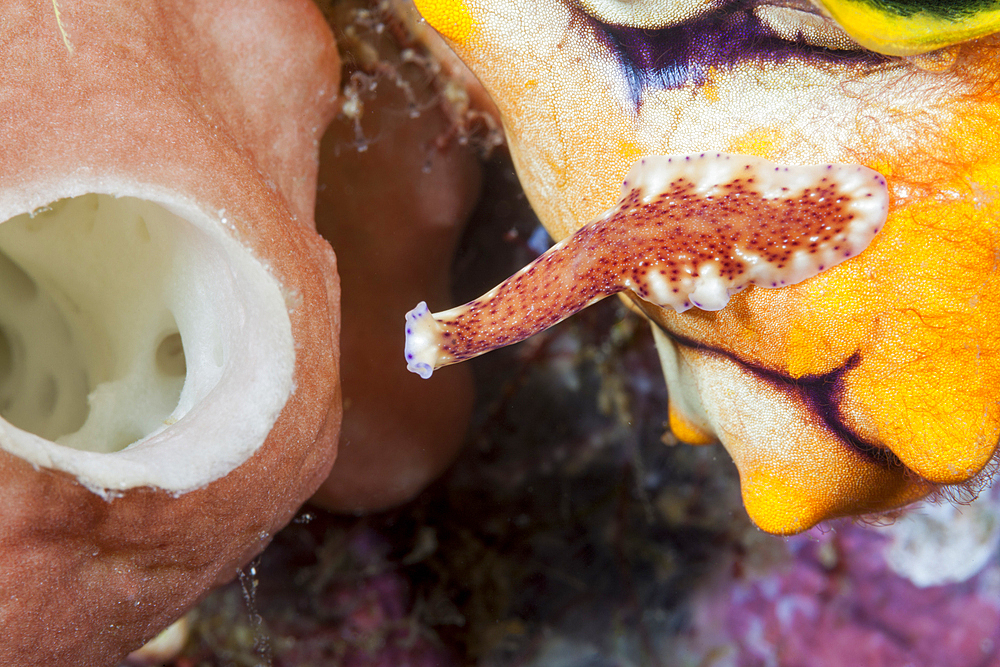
[{"x1": 405, "y1": 152, "x2": 888, "y2": 379}]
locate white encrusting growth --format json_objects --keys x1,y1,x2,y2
[
  {"x1": 577, "y1": 0, "x2": 725, "y2": 29},
  {"x1": 0, "y1": 193, "x2": 295, "y2": 494}
]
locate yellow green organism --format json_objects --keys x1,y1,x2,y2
[{"x1": 813, "y1": 0, "x2": 1000, "y2": 55}]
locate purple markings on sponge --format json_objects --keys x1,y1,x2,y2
[{"x1": 404, "y1": 153, "x2": 888, "y2": 377}]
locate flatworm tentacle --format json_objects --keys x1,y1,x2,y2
[{"x1": 405, "y1": 152, "x2": 888, "y2": 378}]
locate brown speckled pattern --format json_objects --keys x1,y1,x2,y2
[{"x1": 406, "y1": 154, "x2": 887, "y2": 375}]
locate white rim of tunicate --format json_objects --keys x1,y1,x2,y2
[{"x1": 0, "y1": 180, "x2": 295, "y2": 497}]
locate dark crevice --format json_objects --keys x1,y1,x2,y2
[
  {"x1": 650, "y1": 318, "x2": 906, "y2": 470},
  {"x1": 864, "y1": 0, "x2": 997, "y2": 20},
  {"x1": 573, "y1": 1, "x2": 890, "y2": 108}
]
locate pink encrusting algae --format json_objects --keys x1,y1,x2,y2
[{"x1": 405, "y1": 152, "x2": 888, "y2": 378}]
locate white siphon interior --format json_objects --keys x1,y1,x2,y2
[{"x1": 0, "y1": 193, "x2": 295, "y2": 495}]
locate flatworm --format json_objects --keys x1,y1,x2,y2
[{"x1": 405, "y1": 152, "x2": 888, "y2": 379}]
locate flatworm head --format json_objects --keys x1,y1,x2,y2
[{"x1": 404, "y1": 153, "x2": 887, "y2": 378}]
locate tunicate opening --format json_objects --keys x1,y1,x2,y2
[
  {"x1": 0, "y1": 191, "x2": 296, "y2": 493},
  {"x1": 0, "y1": 195, "x2": 193, "y2": 451}
]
